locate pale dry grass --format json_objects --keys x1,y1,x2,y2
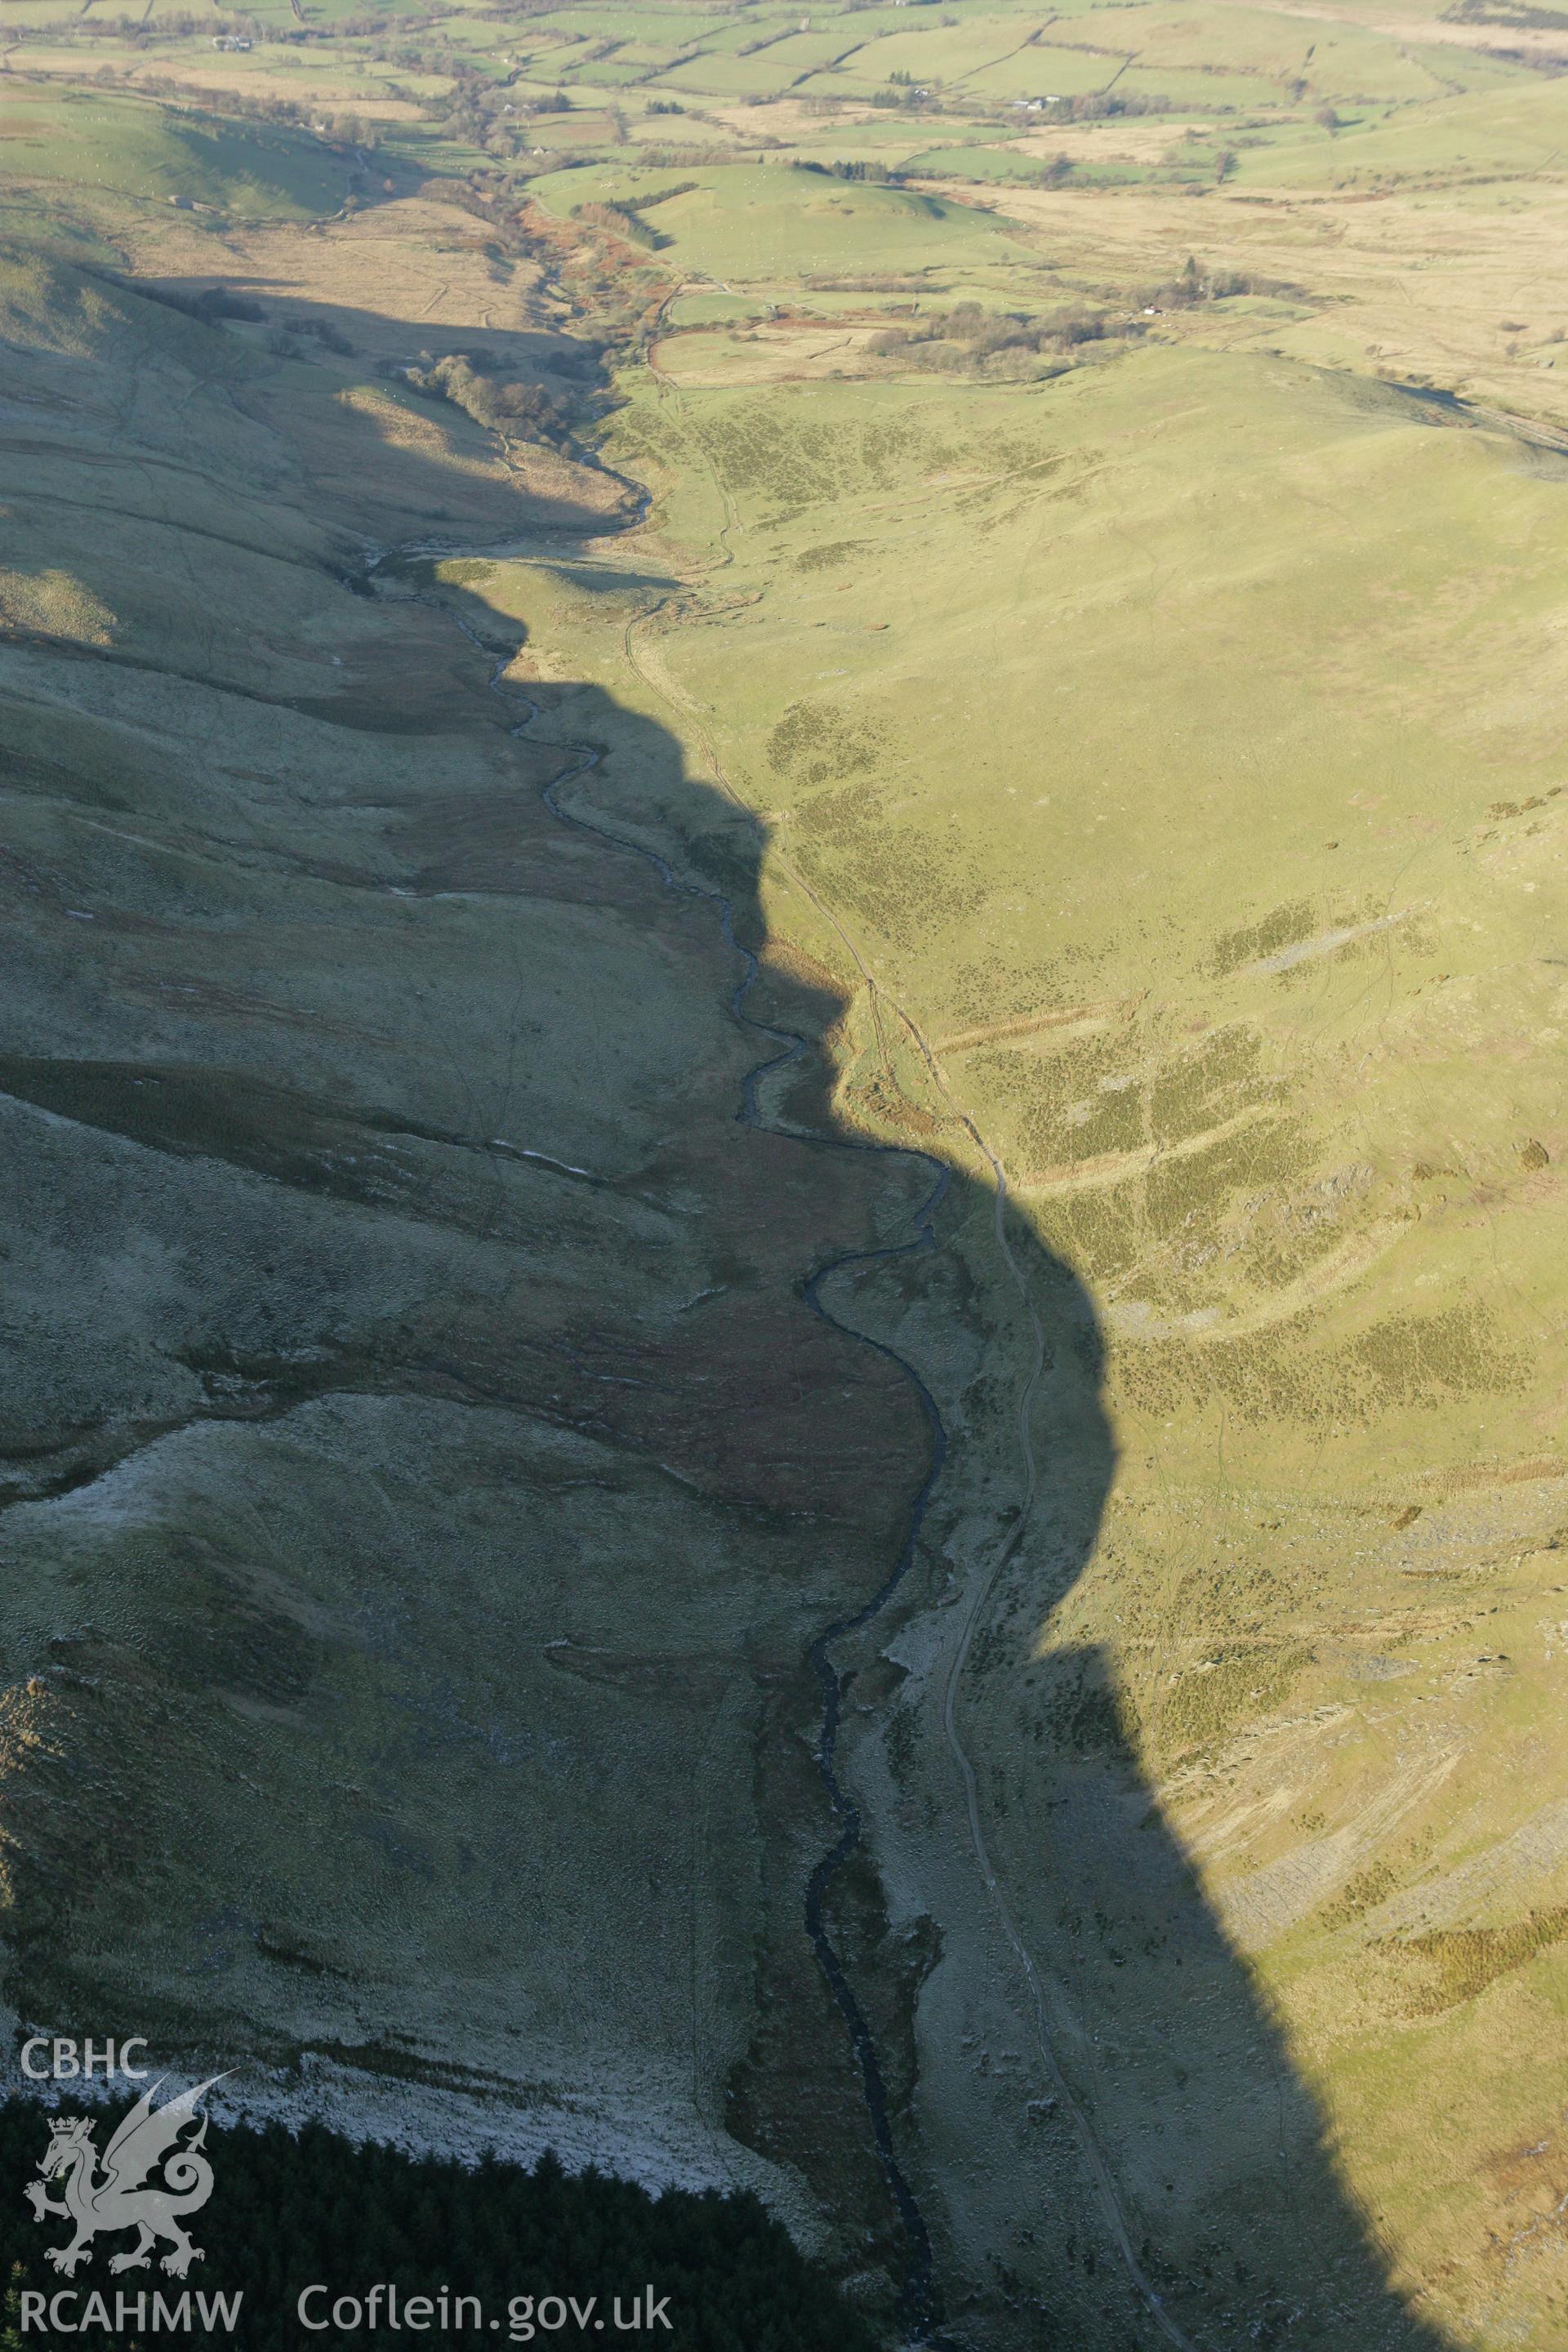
[
  {"x1": 1229, "y1": 0, "x2": 1568, "y2": 60},
  {"x1": 122, "y1": 190, "x2": 559, "y2": 357},
  {"x1": 12, "y1": 51, "x2": 434, "y2": 118},
  {"x1": 335, "y1": 382, "x2": 511, "y2": 481},
  {"x1": 947, "y1": 175, "x2": 1568, "y2": 425},
  {"x1": 651, "y1": 318, "x2": 883, "y2": 385},
  {"x1": 0, "y1": 564, "x2": 115, "y2": 644},
  {"x1": 1004, "y1": 117, "x2": 1213, "y2": 167}
]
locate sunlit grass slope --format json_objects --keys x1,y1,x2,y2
[
  {"x1": 1234, "y1": 74, "x2": 1568, "y2": 186},
  {"x1": 615, "y1": 345, "x2": 1568, "y2": 1478},
  {"x1": 555, "y1": 339, "x2": 1568, "y2": 2347},
  {"x1": 0, "y1": 81, "x2": 348, "y2": 216}
]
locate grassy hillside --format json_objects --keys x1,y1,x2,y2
[{"x1": 0, "y1": 82, "x2": 350, "y2": 217}]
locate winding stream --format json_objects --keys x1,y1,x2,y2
[{"x1": 426, "y1": 599, "x2": 957, "y2": 2339}]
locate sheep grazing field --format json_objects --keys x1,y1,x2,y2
[{"x1": 1, "y1": 0, "x2": 1566, "y2": 2344}]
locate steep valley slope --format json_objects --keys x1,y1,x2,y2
[{"x1": 0, "y1": 189, "x2": 945, "y2": 2303}]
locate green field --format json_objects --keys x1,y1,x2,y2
[
  {"x1": 532, "y1": 159, "x2": 1035, "y2": 274},
  {"x1": 0, "y1": 82, "x2": 350, "y2": 214},
  {"x1": 1232, "y1": 74, "x2": 1568, "y2": 185}
]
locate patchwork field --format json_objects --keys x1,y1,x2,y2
[{"x1": 2, "y1": 0, "x2": 1568, "y2": 2346}]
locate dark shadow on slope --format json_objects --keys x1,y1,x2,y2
[
  {"x1": 137, "y1": 281, "x2": 602, "y2": 395},
  {"x1": 976, "y1": 1606, "x2": 1454, "y2": 2346}
]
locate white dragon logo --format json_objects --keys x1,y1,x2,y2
[{"x1": 24, "y1": 2077, "x2": 225, "y2": 2278}]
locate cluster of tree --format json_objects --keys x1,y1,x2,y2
[
  {"x1": 11, "y1": 5, "x2": 227, "y2": 37},
  {"x1": 283, "y1": 313, "x2": 358, "y2": 354},
  {"x1": 572, "y1": 178, "x2": 698, "y2": 237},
  {"x1": 626, "y1": 145, "x2": 742, "y2": 170},
  {"x1": 85, "y1": 7, "x2": 224, "y2": 33},
  {"x1": 572, "y1": 200, "x2": 666, "y2": 250},
  {"x1": 869, "y1": 298, "x2": 1130, "y2": 376},
  {"x1": 1138, "y1": 255, "x2": 1299, "y2": 307},
  {"x1": 88, "y1": 272, "x2": 265, "y2": 325},
  {"x1": 0, "y1": 2101, "x2": 882, "y2": 2352},
  {"x1": 416, "y1": 172, "x2": 502, "y2": 220},
  {"x1": 74, "y1": 69, "x2": 318, "y2": 131},
  {"x1": 431, "y1": 66, "x2": 573, "y2": 152},
  {"x1": 794, "y1": 158, "x2": 895, "y2": 183},
  {"x1": 512, "y1": 151, "x2": 587, "y2": 180},
  {"x1": 616, "y1": 181, "x2": 698, "y2": 211},
  {"x1": 804, "y1": 274, "x2": 927, "y2": 293},
  {"x1": 735, "y1": 24, "x2": 798, "y2": 56},
  {"x1": 401, "y1": 351, "x2": 569, "y2": 442},
  {"x1": 321, "y1": 110, "x2": 380, "y2": 149},
  {"x1": 1026, "y1": 90, "x2": 1171, "y2": 122},
  {"x1": 22, "y1": 6, "x2": 400, "y2": 50},
  {"x1": 1447, "y1": 0, "x2": 1568, "y2": 25},
  {"x1": 435, "y1": 65, "x2": 516, "y2": 148},
  {"x1": 897, "y1": 149, "x2": 1081, "y2": 187}
]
